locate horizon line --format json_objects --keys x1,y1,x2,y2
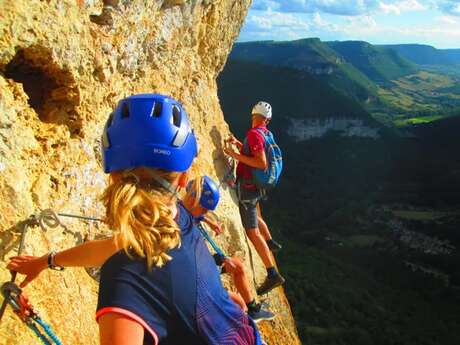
[{"x1": 235, "y1": 37, "x2": 460, "y2": 50}]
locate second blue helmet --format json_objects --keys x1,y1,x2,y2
[
  {"x1": 102, "y1": 94, "x2": 198, "y2": 173},
  {"x1": 186, "y1": 176, "x2": 220, "y2": 211}
]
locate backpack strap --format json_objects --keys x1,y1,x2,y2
[
  {"x1": 253, "y1": 127, "x2": 270, "y2": 143},
  {"x1": 239, "y1": 128, "x2": 270, "y2": 190}
]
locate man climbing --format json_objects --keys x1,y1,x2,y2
[{"x1": 223, "y1": 101, "x2": 284, "y2": 296}]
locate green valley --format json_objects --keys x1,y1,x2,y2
[
  {"x1": 219, "y1": 39, "x2": 460, "y2": 345},
  {"x1": 230, "y1": 39, "x2": 460, "y2": 127},
  {"x1": 326, "y1": 41, "x2": 416, "y2": 84}
]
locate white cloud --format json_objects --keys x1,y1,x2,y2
[
  {"x1": 312, "y1": 12, "x2": 341, "y2": 32},
  {"x1": 379, "y1": 1, "x2": 426, "y2": 14},
  {"x1": 441, "y1": 1, "x2": 460, "y2": 16},
  {"x1": 312, "y1": 12, "x2": 326, "y2": 27},
  {"x1": 391, "y1": 25, "x2": 460, "y2": 42},
  {"x1": 240, "y1": 10, "x2": 311, "y2": 41},
  {"x1": 251, "y1": 0, "x2": 381, "y2": 16},
  {"x1": 252, "y1": 0, "x2": 281, "y2": 12},
  {"x1": 242, "y1": 0, "x2": 460, "y2": 47},
  {"x1": 436, "y1": 14, "x2": 459, "y2": 23},
  {"x1": 379, "y1": 2, "x2": 403, "y2": 14},
  {"x1": 251, "y1": 0, "x2": 432, "y2": 16},
  {"x1": 401, "y1": 0, "x2": 427, "y2": 11}
]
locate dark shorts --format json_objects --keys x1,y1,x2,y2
[{"x1": 238, "y1": 185, "x2": 263, "y2": 231}]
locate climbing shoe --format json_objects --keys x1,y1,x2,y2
[
  {"x1": 256, "y1": 273, "x2": 285, "y2": 296},
  {"x1": 266, "y1": 239, "x2": 282, "y2": 253},
  {"x1": 248, "y1": 304, "x2": 275, "y2": 323}
]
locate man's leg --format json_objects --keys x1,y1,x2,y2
[
  {"x1": 246, "y1": 227, "x2": 275, "y2": 269},
  {"x1": 244, "y1": 226, "x2": 285, "y2": 296},
  {"x1": 257, "y1": 204, "x2": 282, "y2": 252},
  {"x1": 238, "y1": 191, "x2": 284, "y2": 295},
  {"x1": 257, "y1": 213, "x2": 271, "y2": 241},
  {"x1": 239, "y1": 198, "x2": 273, "y2": 268}
]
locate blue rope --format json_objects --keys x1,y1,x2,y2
[
  {"x1": 197, "y1": 224, "x2": 226, "y2": 258},
  {"x1": 26, "y1": 322, "x2": 52, "y2": 345},
  {"x1": 35, "y1": 317, "x2": 62, "y2": 345}
]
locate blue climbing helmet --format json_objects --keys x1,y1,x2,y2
[
  {"x1": 186, "y1": 176, "x2": 220, "y2": 211},
  {"x1": 102, "y1": 94, "x2": 198, "y2": 173}
]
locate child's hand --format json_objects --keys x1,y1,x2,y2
[
  {"x1": 210, "y1": 223, "x2": 223, "y2": 235},
  {"x1": 223, "y1": 258, "x2": 236, "y2": 270},
  {"x1": 7, "y1": 255, "x2": 48, "y2": 288}
]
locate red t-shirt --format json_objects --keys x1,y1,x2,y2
[{"x1": 236, "y1": 125, "x2": 267, "y2": 188}]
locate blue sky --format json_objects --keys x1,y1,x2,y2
[{"x1": 238, "y1": 0, "x2": 460, "y2": 48}]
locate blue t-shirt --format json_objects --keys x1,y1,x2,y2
[{"x1": 96, "y1": 203, "x2": 257, "y2": 345}]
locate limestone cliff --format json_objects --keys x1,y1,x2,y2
[
  {"x1": 288, "y1": 118, "x2": 380, "y2": 141},
  {"x1": 0, "y1": 1, "x2": 301, "y2": 344}
]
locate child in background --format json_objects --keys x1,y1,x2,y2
[{"x1": 182, "y1": 176, "x2": 275, "y2": 323}]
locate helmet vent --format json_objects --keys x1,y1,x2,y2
[
  {"x1": 121, "y1": 102, "x2": 130, "y2": 118},
  {"x1": 102, "y1": 113, "x2": 114, "y2": 148},
  {"x1": 172, "y1": 105, "x2": 181, "y2": 127},
  {"x1": 151, "y1": 101, "x2": 162, "y2": 117}
]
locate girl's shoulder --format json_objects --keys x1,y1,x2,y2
[{"x1": 176, "y1": 202, "x2": 194, "y2": 232}]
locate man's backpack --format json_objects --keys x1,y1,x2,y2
[{"x1": 246, "y1": 128, "x2": 283, "y2": 190}]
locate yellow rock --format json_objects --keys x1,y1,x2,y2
[{"x1": 0, "y1": 1, "x2": 301, "y2": 344}]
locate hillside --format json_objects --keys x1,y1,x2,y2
[
  {"x1": 381, "y1": 44, "x2": 460, "y2": 66},
  {"x1": 219, "y1": 47, "x2": 460, "y2": 343},
  {"x1": 218, "y1": 59, "x2": 373, "y2": 138},
  {"x1": 230, "y1": 38, "x2": 379, "y2": 103},
  {"x1": 230, "y1": 38, "x2": 460, "y2": 125},
  {"x1": 444, "y1": 49, "x2": 460, "y2": 63},
  {"x1": 327, "y1": 40, "x2": 416, "y2": 85}
]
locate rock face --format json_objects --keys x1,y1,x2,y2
[{"x1": 0, "y1": 1, "x2": 300, "y2": 344}]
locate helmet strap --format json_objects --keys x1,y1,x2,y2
[{"x1": 145, "y1": 170, "x2": 181, "y2": 199}]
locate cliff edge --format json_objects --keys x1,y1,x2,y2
[{"x1": 0, "y1": 1, "x2": 301, "y2": 344}]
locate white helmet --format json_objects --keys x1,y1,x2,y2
[{"x1": 251, "y1": 101, "x2": 272, "y2": 119}]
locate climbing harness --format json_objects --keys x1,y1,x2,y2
[
  {"x1": 218, "y1": 158, "x2": 237, "y2": 189},
  {"x1": 0, "y1": 209, "x2": 103, "y2": 343},
  {"x1": 1, "y1": 282, "x2": 62, "y2": 345},
  {"x1": 0, "y1": 214, "x2": 40, "y2": 322}
]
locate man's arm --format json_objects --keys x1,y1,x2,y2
[
  {"x1": 225, "y1": 135, "x2": 243, "y2": 150},
  {"x1": 224, "y1": 148, "x2": 267, "y2": 170}
]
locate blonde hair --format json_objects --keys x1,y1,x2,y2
[
  {"x1": 102, "y1": 168, "x2": 181, "y2": 270},
  {"x1": 182, "y1": 176, "x2": 203, "y2": 210}
]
